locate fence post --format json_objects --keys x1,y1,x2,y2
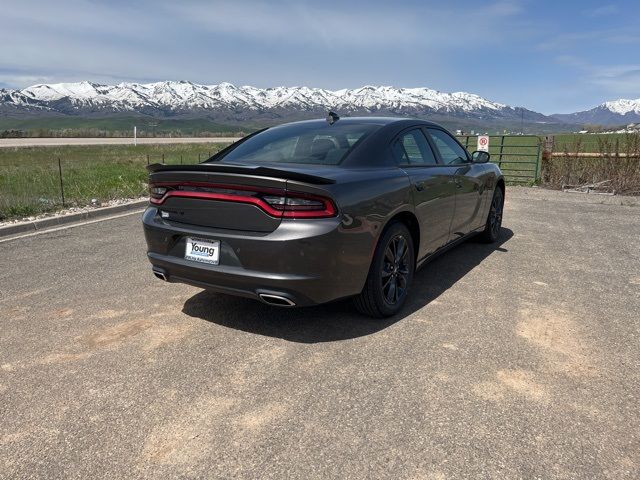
[
  {"x1": 535, "y1": 140, "x2": 542, "y2": 182},
  {"x1": 146, "y1": 154, "x2": 150, "y2": 165},
  {"x1": 162, "y1": 153, "x2": 165, "y2": 164},
  {"x1": 198, "y1": 153, "x2": 201, "y2": 162},
  {"x1": 57, "y1": 158, "x2": 65, "y2": 206},
  {"x1": 498, "y1": 136, "x2": 505, "y2": 168},
  {"x1": 180, "y1": 155, "x2": 183, "y2": 165},
  {"x1": 540, "y1": 135, "x2": 554, "y2": 182}
]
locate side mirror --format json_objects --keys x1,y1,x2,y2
[{"x1": 472, "y1": 150, "x2": 490, "y2": 163}]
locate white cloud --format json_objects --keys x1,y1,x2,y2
[
  {"x1": 590, "y1": 65, "x2": 640, "y2": 96},
  {"x1": 552, "y1": 55, "x2": 640, "y2": 99},
  {"x1": 163, "y1": 0, "x2": 522, "y2": 48},
  {"x1": 585, "y1": 4, "x2": 619, "y2": 17},
  {"x1": 0, "y1": 0, "x2": 526, "y2": 89}
]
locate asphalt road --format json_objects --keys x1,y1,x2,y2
[
  {"x1": 0, "y1": 137, "x2": 240, "y2": 148},
  {"x1": 1, "y1": 187, "x2": 639, "y2": 479}
]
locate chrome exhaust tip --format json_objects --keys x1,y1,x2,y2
[
  {"x1": 152, "y1": 268, "x2": 168, "y2": 281},
  {"x1": 259, "y1": 293, "x2": 296, "y2": 307}
]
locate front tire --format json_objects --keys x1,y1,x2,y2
[
  {"x1": 354, "y1": 222, "x2": 415, "y2": 318},
  {"x1": 478, "y1": 187, "x2": 504, "y2": 243}
]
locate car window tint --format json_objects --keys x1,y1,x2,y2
[
  {"x1": 426, "y1": 129, "x2": 469, "y2": 165},
  {"x1": 262, "y1": 136, "x2": 298, "y2": 158},
  {"x1": 217, "y1": 123, "x2": 379, "y2": 165},
  {"x1": 393, "y1": 129, "x2": 437, "y2": 166},
  {"x1": 346, "y1": 133, "x2": 364, "y2": 147},
  {"x1": 392, "y1": 138, "x2": 408, "y2": 163}
]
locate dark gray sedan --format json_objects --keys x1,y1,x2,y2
[{"x1": 143, "y1": 117, "x2": 504, "y2": 317}]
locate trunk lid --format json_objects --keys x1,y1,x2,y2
[{"x1": 147, "y1": 163, "x2": 337, "y2": 233}]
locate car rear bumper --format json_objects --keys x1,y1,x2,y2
[{"x1": 142, "y1": 206, "x2": 373, "y2": 306}]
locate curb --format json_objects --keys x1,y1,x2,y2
[{"x1": 0, "y1": 199, "x2": 148, "y2": 238}]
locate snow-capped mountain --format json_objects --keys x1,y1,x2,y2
[
  {"x1": 0, "y1": 80, "x2": 552, "y2": 124},
  {"x1": 552, "y1": 98, "x2": 640, "y2": 125}
]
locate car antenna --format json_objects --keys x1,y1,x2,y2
[{"x1": 326, "y1": 111, "x2": 340, "y2": 125}]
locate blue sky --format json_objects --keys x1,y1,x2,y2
[{"x1": 1, "y1": 0, "x2": 639, "y2": 114}]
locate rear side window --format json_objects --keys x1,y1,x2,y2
[
  {"x1": 217, "y1": 123, "x2": 379, "y2": 165},
  {"x1": 392, "y1": 129, "x2": 437, "y2": 166},
  {"x1": 426, "y1": 128, "x2": 469, "y2": 165}
]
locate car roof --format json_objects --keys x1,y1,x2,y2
[{"x1": 277, "y1": 116, "x2": 443, "y2": 128}]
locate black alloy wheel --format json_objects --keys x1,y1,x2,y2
[
  {"x1": 479, "y1": 187, "x2": 504, "y2": 243},
  {"x1": 381, "y1": 234, "x2": 410, "y2": 306},
  {"x1": 354, "y1": 222, "x2": 415, "y2": 318}
]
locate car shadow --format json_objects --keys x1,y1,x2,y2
[{"x1": 182, "y1": 228, "x2": 514, "y2": 343}]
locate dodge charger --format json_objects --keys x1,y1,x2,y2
[{"x1": 142, "y1": 116, "x2": 504, "y2": 317}]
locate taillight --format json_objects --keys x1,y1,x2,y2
[
  {"x1": 149, "y1": 186, "x2": 167, "y2": 200},
  {"x1": 262, "y1": 193, "x2": 336, "y2": 218},
  {"x1": 149, "y1": 182, "x2": 336, "y2": 219}
]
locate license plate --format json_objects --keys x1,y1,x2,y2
[{"x1": 184, "y1": 237, "x2": 220, "y2": 265}]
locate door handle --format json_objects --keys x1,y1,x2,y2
[{"x1": 415, "y1": 182, "x2": 424, "y2": 191}]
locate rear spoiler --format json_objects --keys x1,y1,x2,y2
[{"x1": 146, "y1": 163, "x2": 336, "y2": 185}]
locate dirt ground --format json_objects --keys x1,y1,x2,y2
[{"x1": 1, "y1": 187, "x2": 639, "y2": 479}]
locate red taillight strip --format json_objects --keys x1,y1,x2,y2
[
  {"x1": 149, "y1": 183, "x2": 336, "y2": 219},
  {"x1": 150, "y1": 190, "x2": 285, "y2": 217}
]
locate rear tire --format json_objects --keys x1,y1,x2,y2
[
  {"x1": 354, "y1": 222, "x2": 415, "y2": 318},
  {"x1": 478, "y1": 187, "x2": 504, "y2": 243}
]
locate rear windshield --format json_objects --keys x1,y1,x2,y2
[{"x1": 217, "y1": 122, "x2": 379, "y2": 165}]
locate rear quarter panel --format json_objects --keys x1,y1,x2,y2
[
  {"x1": 287, "y1": 167, "x2": 413, "y2": 292},
  {"x1": 480, "y1": 163, "x2": 504, "y2": 223}
]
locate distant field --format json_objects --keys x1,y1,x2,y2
[
  {"x1": 0, "y1": 116, "x2": 254, "y2": 138},
  {"x1": 553, "y1": 133, "x2": 636, "y2": 152},
  {"x1": 0, "y1": 143, "x2": 229, "y2": 220},
  {"x1": 0, "y1": 137, "x2": 239, "y2": 147}
]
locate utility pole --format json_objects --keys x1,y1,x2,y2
[
  {"x1": 134, "y1": 126, "x2": 137, "y2": 146},
  {"x1": 521, "y1": 109, "x2": 524, "y2": 134}
]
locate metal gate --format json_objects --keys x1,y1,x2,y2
[{"x1": 456, "y1": 135, "x2": 542, "y2": 184}]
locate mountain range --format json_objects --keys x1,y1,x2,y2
[
  {"x1": 0, "y1": 80, "x2": 638, "y2": 130},
  {"x1": 551, "y1": 99, "x2": 640, "y2": 125}
]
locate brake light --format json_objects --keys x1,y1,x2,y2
[
  {"x1": 149, "y1": 186, "x2": 167, "y2": 200},
  {"x1": 262, "y1": 193, "x2": 336, "y2": 218},
  {"x1": 148, "y1": 182, "x2": 336, "y2": 219}
]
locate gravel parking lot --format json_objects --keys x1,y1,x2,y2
[{"x1": 1, "y1": 187, "x2": 639, "y2": 479}]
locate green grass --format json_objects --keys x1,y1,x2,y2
[
  {"x1": 0, "y1": 143, "x2": 229, "y2": 221},
  {"x1": 553, "y1": 133, "x2": 633, "y2": 153}
]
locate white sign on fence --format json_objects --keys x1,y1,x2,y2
[{"x1": 477, "y1": 135, "x2": 490, "y2": 152}]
